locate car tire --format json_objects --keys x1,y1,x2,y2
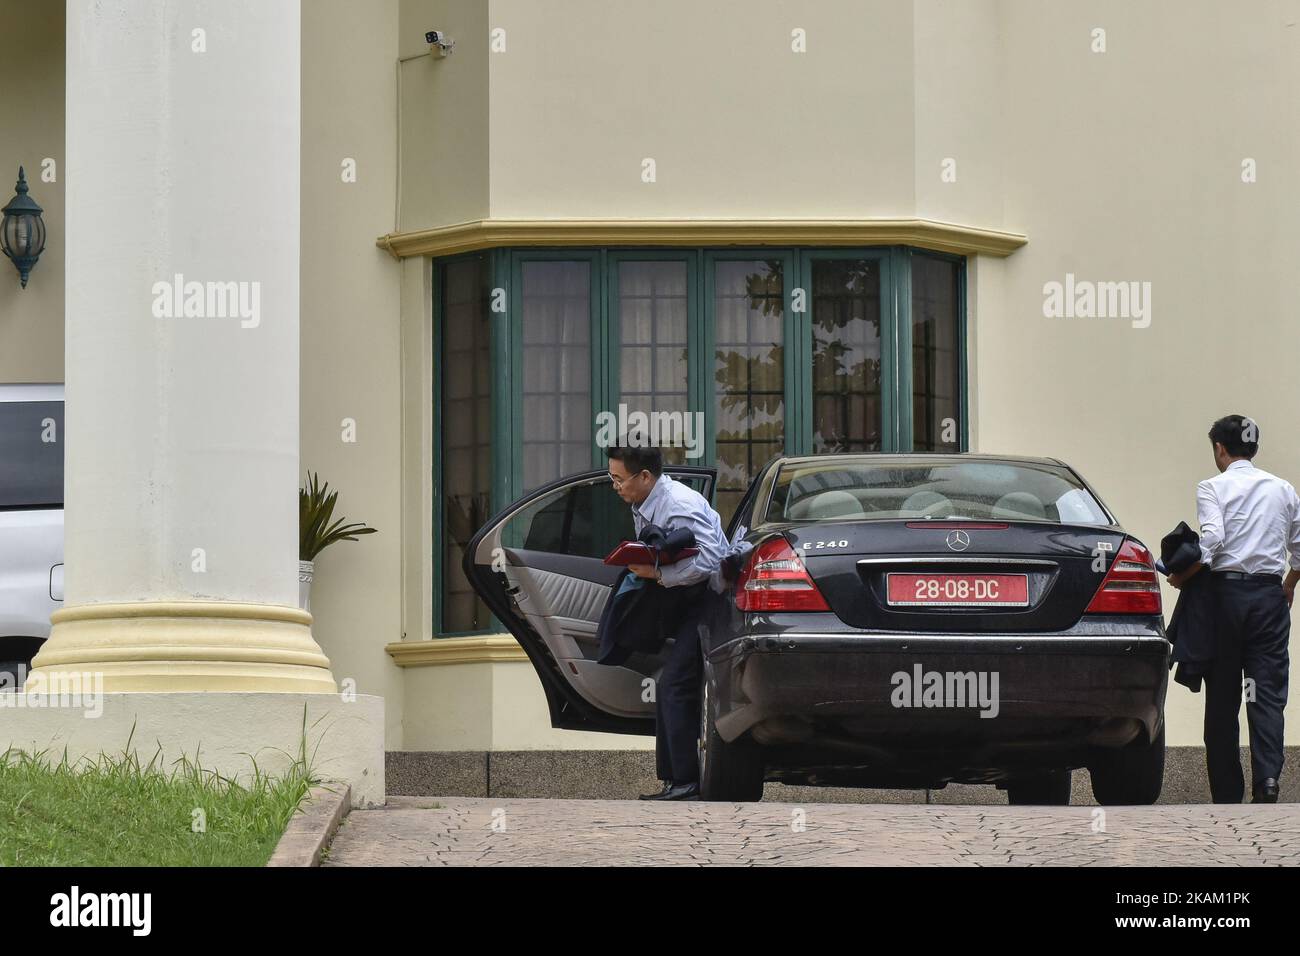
[
  {"x1": 1088, "y1": 723, "x2": 1165, "y2": 805},
  {"x1": 697, "y1": 669, "x2": 764, "y2": 802},
  {"x1": 1005, "y1": 770, "x2": 1073, "y2": 805}
]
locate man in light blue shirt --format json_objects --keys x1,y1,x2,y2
[
  {"x1": 607, "y1": 444, "x2": 727, "y2": 801},
  {"x1": 627, "y1": 471, "x2": 729, "y2": 590}
]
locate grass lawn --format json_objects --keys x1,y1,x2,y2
[{"x1": 0, "y1": 733, "x2": 319, "y2": 867}]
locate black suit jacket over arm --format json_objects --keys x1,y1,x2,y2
[
  {"x1": 595, "y1": 523, "x2": 702, "y2": 666},
  {"x1": 1167, "y1": 568, "x2": 1216, "y2": 693}
]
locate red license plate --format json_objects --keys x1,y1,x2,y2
[{"x1": 886, "y1": 573, "x2": 1029, "y2": 607}]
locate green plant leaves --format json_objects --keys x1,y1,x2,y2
[{"x1": 299, "y1": 471, "x2": 377, "y2": 562}]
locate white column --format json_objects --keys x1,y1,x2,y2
[{"x1": 31, "y1": 0, "x2": 334, "y2": 692}]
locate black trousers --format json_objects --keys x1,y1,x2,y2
[
  {"x1": 1203, "y1": 576, "x2": 1291, "y2": 802},
  {"x1": 654, "y1": 590, "x2": 714, "y2": 783}
]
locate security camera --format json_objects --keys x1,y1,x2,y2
[{"x1": 425, "y1": 30, "x2": 455, "y2": 56}]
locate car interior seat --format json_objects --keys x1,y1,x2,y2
[
  {"x1": 787, "y1": 489, "x2": 862, "y2": 519},
  {"x1": 992, "y1": 491, "x2": 1047, "y2": 519},
  {"x1": 900, "y1": 490, "x2": 954, "y2": 517}
]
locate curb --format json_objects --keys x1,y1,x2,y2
[{"x1": 266, "y1": 784, "x2": 351, "y2": 867}]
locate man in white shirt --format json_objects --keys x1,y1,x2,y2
[{"x1": 1169, "y1": 415, "x2": 1300, "y2": 803}]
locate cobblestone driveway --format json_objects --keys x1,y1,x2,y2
[{"x1": 323, "y1": 797, "x2": 1300, "y2": 866}]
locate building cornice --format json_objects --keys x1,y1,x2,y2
[
  {"x1": 386, "y1": 634, "x2": 528, "y2": 667},
  {"x1": 376, "y1": 217, "x2": 1027, "y2": 260}
]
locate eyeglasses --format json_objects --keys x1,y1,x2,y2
[{"x1": 609, "y1": 470, "x2": 646, "y2": 489}]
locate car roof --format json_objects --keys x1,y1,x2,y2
[
  {"x1": 772, "y1": 452, "x2": 1070, "y2": 469},
  {"x1": 0, "y1": 383, "x2": 64, "y2": 402}
]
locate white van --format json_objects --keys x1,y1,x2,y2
[{"x1": 0, "y1": 383, "x2": 64, "y2": 680}]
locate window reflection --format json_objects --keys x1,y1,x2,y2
[
  {"x1": 440, "y1": 255, "x2": 492, "y2": 633},
  {"x1": 713, "y1": 259, "x2": 784, "y2": 525},
  {"x1": 810, "y1": 259, "x2": 882, "y2": 453},
  {"x1": 912, "y1": 255, "x2": 961, "y2": 452},
  {"x1": 618, "y1": 261, "x2": 689, "y2": 465},
  {"x1": 522, "y1": 261, "x2": 592, "y2": 492}
]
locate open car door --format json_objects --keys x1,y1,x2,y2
[{"x1": 463, "y1": 466, "x2": 716, "y2": 735}]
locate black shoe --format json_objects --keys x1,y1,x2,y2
[
  {"x1": 638, "y1": 781, "x2": 674, "y2": 800},
  {"x1": 1252, "y1": 778, "x2": 1280, "y2": 803},
  {"x1": 639, "y1": 781, "x2": 700, "y2": 801}
]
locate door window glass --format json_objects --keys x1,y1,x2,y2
[{"x1": 0, "y1": 401, "x2": 63, "y2": 509}]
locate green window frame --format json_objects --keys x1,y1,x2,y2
[{"x1": 433, "y1": 245, "x2": 967, "y2": 636}]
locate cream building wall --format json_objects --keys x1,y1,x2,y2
[
  {"x1": 300, "y1": 0, "x2": 406, "y2": 746},
  {"x1": 968, "y1": 0, "x2": 1300, "y2": 744},
  {"x1": 391, "y1": 0, "x2": 663, "y2": 751},
  {"x1": 388, "y1": 0, "x2": 1300, "y2": 752},
  {"x1": 485, "y1": 0, "x2": 917, "y2": 219},
  {"x1": 397, "y1": 0, "x2": 489, "y2": 228},
  {"x1": 0, "y1": 0, "x2": 63, "y2": 384},
  {"x1": 3, "y1": 0, "x2": 1297, "y2": 755}
]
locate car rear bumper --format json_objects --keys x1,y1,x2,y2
[{"x1": 707, "y1": 631, "x2": 1170, "y2": 779}]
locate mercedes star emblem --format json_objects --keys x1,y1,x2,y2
[{"x1": 946, "y1": 529, "x2": 971, "y2": 552}]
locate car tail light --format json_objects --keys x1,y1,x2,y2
[
  {"x1": 1085, "y1": 539, "x2": 1162, "y2": 614},
  {"x1": 735, "y1": 537, "x2": 830, "y2": 612}
]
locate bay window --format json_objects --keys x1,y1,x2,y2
[{"x1": 434, "y1": 246, "x2": 965, "y2": 635}]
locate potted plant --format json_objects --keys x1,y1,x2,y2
[{"x1": 298, "y1": 471, "x2": 377, "y2": 611}]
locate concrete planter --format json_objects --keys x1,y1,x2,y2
[{"x1": 299, "y1": 560, "x2": 314, "y2": 612}]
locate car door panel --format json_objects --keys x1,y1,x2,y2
[
  {"x1": 503, "y1": 548, "x2": 624, "y2": 586},
  {"x1": 504, "y1": 559, "x2": 609, "y2": 657},
  {"x1": 465, "y1": 466, "x2": 717, "y2": 734}
]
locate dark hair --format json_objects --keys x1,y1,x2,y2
[
  {"x1": 1208, "y1": 415, "x2": 1259, "y2": 459},
  {"x1": 606, "y1": 444, "x2": 663, "y2": 478}
]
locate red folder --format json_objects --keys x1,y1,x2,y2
[{"x1": 603, "y1": 542, "x2": 699, "y2": 567}]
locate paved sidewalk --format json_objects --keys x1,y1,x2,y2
[{"x1": 322, "y1": 797, "x2": 1300, "y2": 866}]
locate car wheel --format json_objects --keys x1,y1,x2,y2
[
  {"x1": 1005, "y1": 770, "x2": 1073, "y2": 805},
  {"x1": 1088, "y1": 723, "x2": 1165, "y2": 805},
  {"x1": 697, "y1": 667, "x2": 764, "y2": 802}
]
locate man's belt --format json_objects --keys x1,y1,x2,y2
[{"x1": 1213, "y1": 570, "x2": 1282, "y2": 583}]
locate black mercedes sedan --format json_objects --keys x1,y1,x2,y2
[{"x1": 464, "y1": 454, "x2": 1170, "y2": 805}]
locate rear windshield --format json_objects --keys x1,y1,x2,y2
[
  {"x1": 765, "y1": 459, "x2": 1110, "y2": 525},
  {"x1": 0, "y1": 401, "x2": 64, "y2": 509}
]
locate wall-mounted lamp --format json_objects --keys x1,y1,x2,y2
[{"x1": 1, "y1": 167, "x2": 46, "y2": 288}]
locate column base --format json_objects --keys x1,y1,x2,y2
[
  {"x1": 0, "y1": 692, "x2": 384, "y2": 807},
  {"x1": 29, "y1": 601, "x2": 337, "y2": 694}
]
